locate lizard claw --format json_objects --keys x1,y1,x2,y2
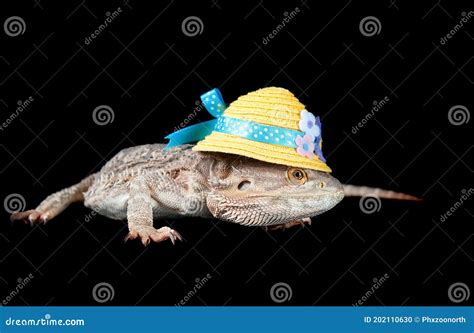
[
  {"x1": 168, "y1": 229, "x2": 183, "y2": 245},
  {"x1": 266, "y1": 217, "x2": 312, "y2": 231},
  {"x1": 124, "y1": 226, "x2": 183, "y2": 246},
  {"x1": 10, "y1": 210, "x2": 49, "y2": 225},
  {"x1": 124, "y1": 230, "x2": 138, "y2": 242}
]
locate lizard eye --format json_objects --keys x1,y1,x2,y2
[
  {"x1": 287, "y1": 167, "x2": 307, "y2": 185},
  {"x1": 238, "y1": 180, "x2": 251, "y2": 191}
]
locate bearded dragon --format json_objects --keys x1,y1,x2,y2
[{"x1": 10, "y1": 144, "x2": 420, "y2": 246}]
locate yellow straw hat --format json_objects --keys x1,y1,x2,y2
[{"x1": 165, "y1": 87, "x2": 331, "y2": 172}]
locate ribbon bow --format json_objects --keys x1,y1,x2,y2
[{"x1": 164, "y1": 88, "x2": 226, "y2": 150}]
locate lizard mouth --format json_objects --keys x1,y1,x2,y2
[{"x1": 241, "y1": 188, "x2": 344, "y2": 199}]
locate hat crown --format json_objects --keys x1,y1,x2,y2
[{"x1": 223, "y1": 87, "x2": 304, "y2": 130}]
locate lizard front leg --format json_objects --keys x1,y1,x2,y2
[
  {"x1": 147, "y1": 171, "x2": 208, "y2": 218},
  {"x1": 125, "y1": 176, "x2": 182, "y2": 246}
]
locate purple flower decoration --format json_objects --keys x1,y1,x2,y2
[
  {"x1": 313, "y1": 116, "x2": 326, "y2": 162},
  {"x1": 296, "y1": 110, "x2": 326, "y2": 162},
  {"x1": 295, "y1": 134, "x2": 315, "y2": 159},
  {"x1": 314, "y1": 137, "x2": 326, "y2": 163},
  {"x1": 299, "y1": 110, "x2": 321, "y2": 139}
]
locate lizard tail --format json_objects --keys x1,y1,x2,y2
[{"x1": 343, "y1": 184, "x2": 422, "y2": 201}]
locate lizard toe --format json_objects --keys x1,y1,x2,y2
[
  {"x1": 266, "y1": 217, "x2": 312, "y2": 231},
  {"x1": 302, "y1": 217, "x2": 312, "y2": 226},
  {"x1": 166, "y1": 228, "x2": 183, "y2": 245},
  {"x1": 124, "y1": 230, "x2": 139, "y2": 242},
  {"x1": 10, "y1": 210, "x2": 44, "y2": 225},
  {"x1": 39, "y1": 213, "x2": 49, "y2": 224},
  {"x1": 153, "y1": 227, "x2": 183, "y2": 245},
  {"x1": 150, "y1": 227, "x2": 178, "y2": 245},
  {"x1": 142, "y1": 236, "x2": 151, "y2": 247},
  {"x1": 126, "y1": 226, "x2": 183, "y2": 246}
]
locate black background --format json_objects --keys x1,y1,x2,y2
[{"x1": 0, "y1": 0, "x2": 473, "y2": 306}]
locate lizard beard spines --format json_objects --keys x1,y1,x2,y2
[{"x1": 206, "y1": 193, "x2": 286, "y2": 226}]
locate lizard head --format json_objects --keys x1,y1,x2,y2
[{"x1": 203, "y1": 154, "x2": 344, "y2": 226}]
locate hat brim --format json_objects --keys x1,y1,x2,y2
[{"x1": 193, "y1": 131, "x2": 331, "y2": 172}]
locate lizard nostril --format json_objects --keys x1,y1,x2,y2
[
  {"x1": 319, "y1": 181, "x2": 326, "y2": 189},
  {"x1": 238, "y1": 180, "x2": 251, "y2": 191}
]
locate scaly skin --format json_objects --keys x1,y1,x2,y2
[{"x1": 10, "y1": 144, "x2": 420, "y2": 246}]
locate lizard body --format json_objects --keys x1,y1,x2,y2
[{"x1": 10, "y1": 144, "x2": 420, "y2": 246}]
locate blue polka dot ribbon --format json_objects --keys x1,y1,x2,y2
[
  {"x1": 164, "y1": 89, "x2": 226, "y2": 150},
  {"x1": 214, "y1": 116, "x2": 302, "y2": 148},
  {"x1": 164, "y1": 88, "x2": 326, "y2": 163}
]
